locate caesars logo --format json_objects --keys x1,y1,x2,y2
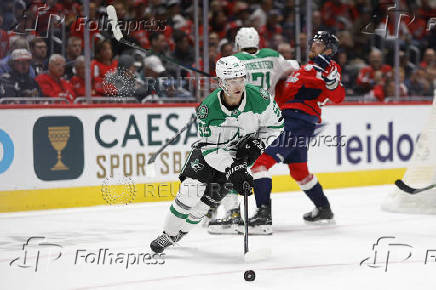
[{"x1": 33, "y1": 116, "x2": 84, "y2": 181}]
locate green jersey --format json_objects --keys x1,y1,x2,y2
[
  {"x1": 234, "y1": 48, "x2": 298, "y2": 96},
  {"x1": 196, "y1": 83, "x2": 283, "y2": 172}
]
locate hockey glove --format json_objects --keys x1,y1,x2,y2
[
  {"x1": 323, "y1": 66, "x2": 341, "y2": 90},
  {"x1": 236, "y1": 135, "x2": 265, "y2": 164},
  {"x1": 312, "y1": 54, "x2": 331, "y2": 72},
  {"x1": 225, "y1": 160, "x2": 254, "y2": 196}
]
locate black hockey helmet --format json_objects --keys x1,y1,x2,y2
[{"x1": 310, "y1": 31, "x2": 339, "y2": 56}]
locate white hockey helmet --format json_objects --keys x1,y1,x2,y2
[
  {"x1": 216, "y1": 55, "x2": 246, "y2": 80},
  {"x1": 235, "y1": 27, "x2": 260, "y2": 50},
  {"x1": 215, "y1": 55, "x2": 246, "y2": 95}
]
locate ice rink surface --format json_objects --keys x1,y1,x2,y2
[{"x1": 1, "y1": 184, "x2": 436, "y2": 290}]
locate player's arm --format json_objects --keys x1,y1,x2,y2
[
  {"x1": 277, "y1": 54, "x2": 300, "y2": 79},
  {"x1": 320, "y1": 63, "x2": 345, "y2": 104}
]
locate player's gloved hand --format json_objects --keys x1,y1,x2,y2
[
  {"x1": 323, "y1": 66, "x2": 341, "y2": 90},
  {"x1": 312, "y1": 54, "x2": 331, "y2": 72},
  {"x1": 236, "y1": 134, "x2": 265, "y2": 164},
  {"x1": 225, "y1": 160, "x2": 254, "y2": 195}
]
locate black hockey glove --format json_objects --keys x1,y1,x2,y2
[
  {"x1": 225, "y1": 160, "x2": 254, "y2": 196},
  {"x1": 312, "y1": 54, "x2": 331, "y2": 72},
  {"x1": 235, "y1": 135, "x2": 265, "y2": 165}
]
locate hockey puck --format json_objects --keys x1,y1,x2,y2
[{"x1": 244, "y1": 270, "x2": 255, "y2": 281}]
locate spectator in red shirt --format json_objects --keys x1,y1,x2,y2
[
  {"x1": 70, "y1": 56, "x2": 96, "y2": 97},
  {"x1": 35, "y1": 54, "x2": 76, "y2": 102},
  {"x1": 356, "y1": 48, "x2": 392, "y2": 96},
  {"x1": 91, "y1": 40, "x2": 118, "y2": 95}
]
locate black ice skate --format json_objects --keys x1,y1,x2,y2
[
  {"x1": 150, "y1": 231, "x2": 186, "y2": 253},
  {"x1": 303, "y1": 206, "x2": 335, "y2": 224},
  {"x1": 244, "y1": 204, "x2": 272, "y2": 235},
  {"x1": 208, "y1": 207, "x2": 243, "y2": 234}
]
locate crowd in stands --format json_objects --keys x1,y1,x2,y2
[{"x1": 0, "y1": 0, "x2": 435, "y2": 103}]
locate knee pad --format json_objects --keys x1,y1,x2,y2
[
  {"x1": 251, "y1": 153, "x2": 276, "y2": 179},
  {"x1": 288, "y1": 162, "x2": 310, "y2": 182},
  {"x1": 175, "y1": 178, "x2": 206, "y2": 211}
]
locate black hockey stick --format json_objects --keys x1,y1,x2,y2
[
  {"x1": 395, "y1": 179, "x2": 436, "y2": 195},
  {"x1": 106, "y1": 5, "x2": 211, "y2": 77},
  {"x1": 243, "y1": 181, "x2": 251, "y2": 254},
  {"x1": 147, "y1": 113, "x2": 197, "y2": 165}
]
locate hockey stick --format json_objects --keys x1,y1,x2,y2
[
  {"x1": 395, "y1": 179, "x2": 436, "y2": 195},
  {"x1": 106, "y1": 5, "x2": 211, "y2": 77},
  {"x1": 145, "y1": 113, "x2": 197, "y2": 177},
  {"x1": 148, "y1": 113, "x2": 197, "y2": 165},
  {"x1": 242, "y1": 162, "x2": 271, "y2": 262}
]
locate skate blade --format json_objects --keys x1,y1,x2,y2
[
  {"x1": 237, "y1": 225, "x2": 272, "y2": 235},
  {"x1": 208, "y1": 224, "x2": 240, "y2": 235},
  {"x1": 304, "y1": 218, "x2": 336, "y2": 225}
]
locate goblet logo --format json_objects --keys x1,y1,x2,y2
[{"x1": 48, "y1": 126, "x2": 70, "y2": 171}]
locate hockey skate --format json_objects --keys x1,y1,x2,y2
[
  {"x1": 208, "y1": 207, "x2": 243, "y2": 234},
  {"x1": 303, "y1": 206, "x2": 335, "y2": 225},
  {"x1": 150, "y1": 231, "x2": 186, "y2": 253},
  {"x1": 242, "y1": 204, "x2": 272, "y2": 235}
]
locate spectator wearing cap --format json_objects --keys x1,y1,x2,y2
[
  {"x1": 0, "y1": 48, "x2": 40, "y2": 99},
  {"x1": 29, "y1": 38, "x2": 48, "y2": 76},
  {"x1": 0, "y1": 37, "x2": 36, "y2": 78},
  {"x1": 35, "y1": 54, "x2": 76, "y2": 102},
  {"x1": 142, "y1": 55, "x2": 166, "y2": 100}
]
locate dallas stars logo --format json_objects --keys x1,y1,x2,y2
[
  {"x1": 197, "y1": 105, "x2": 208, "y2": 119},
  {"x1": 190, "y1": 159, "x2": 204, "y2": 172}
]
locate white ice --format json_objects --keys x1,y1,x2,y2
[{"x1": 1, "y1": 185, "x2": 436, "y2": 290}]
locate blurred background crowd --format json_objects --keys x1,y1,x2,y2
[{"x1": 0, "y1": 0, "x2": 435, "y2": 104}]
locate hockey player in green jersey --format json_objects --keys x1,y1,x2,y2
[
  {"x1": 150, "y1": 55, "x2": 283, "y2": 253},
  {"x1": 208, "y1": 27, "x2": 299, "y2": 233}
]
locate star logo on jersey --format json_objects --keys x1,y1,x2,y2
[
  {"x1": 190, "y1": 159, "x2": 204, "y2": 172},
  {"x1": 197, "y1": 105, "x2": 208, "y2": 119}
]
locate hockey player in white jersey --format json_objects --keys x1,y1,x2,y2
[
  {"x1": 150, "y1": 55, "x2": 283, "y2": 253},
  {"x1": 208, "y1": 27, "x2": 299, "y2": 233}
]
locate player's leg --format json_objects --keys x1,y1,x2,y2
[
  {"x1": 285, "y1": 121, "x2": 335, "y2": 224},
  {"x1": 288, "y1": 163, "x2": 334, "y2": 223},
  {"x1": 151, "y1": 149, "x2": 228, "y2": 252},
  {"x1": 247, "y1": 152, "x2": 277, "y2": 234},
  {"x1": 243, "y1": 131, "x2": 288, "y2": 235},
  {"x1": 150, "y1": 177, "x2": 205, "y2": 253}
]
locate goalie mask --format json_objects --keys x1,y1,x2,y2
[
  {"x1": 215, "y1": 55, "x2": 246, "y2": 97},
  {"x1": 235, "y1": 27, "x2": 260, "y2": 51}
]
